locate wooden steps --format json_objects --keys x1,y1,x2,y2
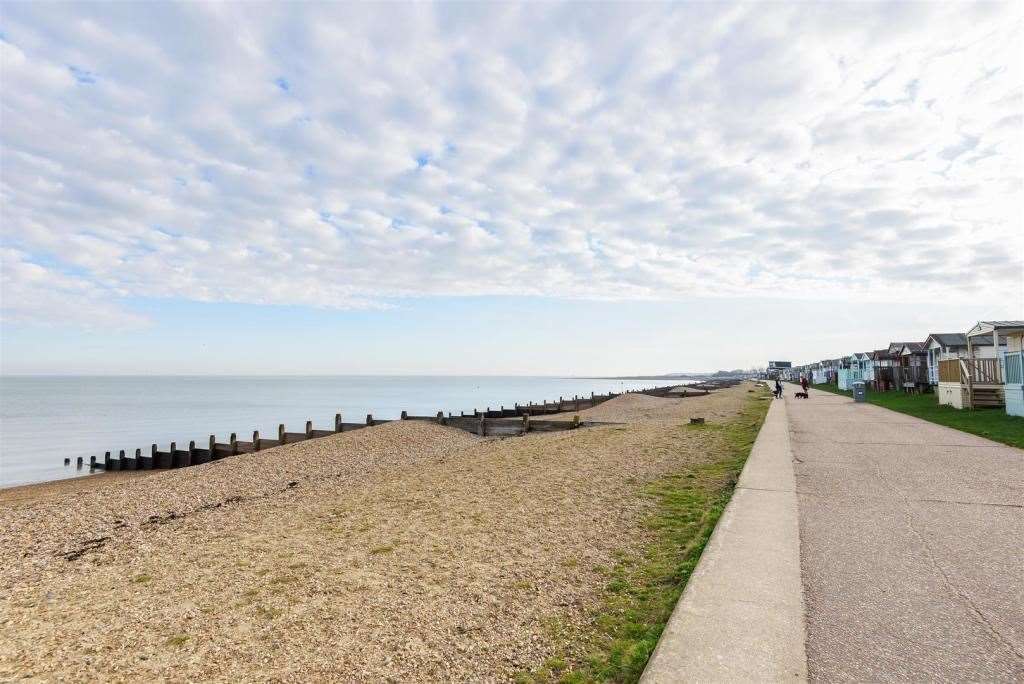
[{"x1": 970, "y1": 386, "x2": 1005, "y2": 408}]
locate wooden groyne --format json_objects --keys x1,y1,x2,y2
[{"x1": 65, "y1": 382, "x2": 724, "y2": 474}]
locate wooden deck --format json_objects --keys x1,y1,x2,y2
[{"x1": 937, "y1": 358, "x2": 1004, "y2": 408}]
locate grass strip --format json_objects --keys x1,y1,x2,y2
[
  {"x1": 811, "y1": 383, "x2": 1024, "y2": 449},
  {"x1": 522, "y1": 387, "x2": 771, "y2": 683}
]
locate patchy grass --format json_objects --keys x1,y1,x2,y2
[
  {"x1": 522, "y1": 386, "x2": 771, "y2": 683},
  {"x1": 812, "y1": 383, "x2": 1024, "y2": 449}
]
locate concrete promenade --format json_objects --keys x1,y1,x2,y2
[
  {"x1": 791, "y1": 385, "x2": 1023, "y2": 682},
  {"x1": 642, "y1": 394, "x2": 806, "y2": 682},
  {"x1": 643, "y1": 384, "x2": 1024, "y2": 682}
]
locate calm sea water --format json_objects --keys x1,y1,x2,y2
[{"x1": 0, "y1": 375, "x2": 684, "y2": 488}]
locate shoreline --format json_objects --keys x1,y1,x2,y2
[{"x1": 0, "y1": 470, "x2": 158, "y2": 504}]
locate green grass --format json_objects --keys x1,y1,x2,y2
[
  {"x1": 811, "y1": 383, "x2": 1024, "y2": 449},
  {"x1": 520, "y1": 386, "x2": 771, "y2": 683}
]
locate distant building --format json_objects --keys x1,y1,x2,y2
[{"x1": 766, "y1": 360, "x2": 791, "y2": 379}]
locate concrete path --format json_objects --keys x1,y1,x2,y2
[
  {"x1": 642, "y1": 384, "x2": 1023, "y2": 682},
  {"x1": 789, "y1": 385, "x2": 1024, "y2": 682},
  {"x1": 642, "y1": 393, "x2": 806, "y2": 682}
]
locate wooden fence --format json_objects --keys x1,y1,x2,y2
[{"x1": 69, "y1": 382, "x2": 726, "y2": 474}]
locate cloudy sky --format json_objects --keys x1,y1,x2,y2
[{"x1": 1, "y1": 2, "x2": 1021, "y2": 374}]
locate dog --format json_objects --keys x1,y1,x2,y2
[{"x1": 794, "y1": 391, "x2": 809, "y2": 399}]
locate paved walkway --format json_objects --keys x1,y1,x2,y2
[
  {"x1": 643, "y1": 384, "x2": 1023, "y2": 682},
  {"x1": 790, "y1": 384, "x2": 1023, "y2": 682},
  {"x1": 643, "y1": 393, "x2": 806, "y2": 682}
]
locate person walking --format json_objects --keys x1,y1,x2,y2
[
  {"x1": 775, "y1": 377, "x2": 783, "y2": 399},
  {"x1": 801, "y1": 376, "x2": 809, "y2": 393}
]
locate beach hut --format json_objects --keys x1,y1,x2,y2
[
  {"x1": 895, "y1": 342, "x2": 929, "y2": 392},
  {"x1": 869, "y1": 349, "x2": 898, "y2": 391},
  {"x1": 924, "y1": 334, "x2": 968, "y2": 385},
  {"x1": 938, "y1": 321, "x2": 1021, "y2": 409},
  {"x1": 859, "y1": 352, "x2": 876, "y2": 386},
  {"x1": 838, "y1": 353, "x2": 869, "y2": 390},
  {"x1": 811, "y1": 361, "x2": 828, "y2": 385},
  {"x1": 766, "y1": 361, "x2": 791, "y2": 380},
  {"x1": 996, "y1": 324, "x2": 1024, "y2": 417}
]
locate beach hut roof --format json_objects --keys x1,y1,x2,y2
[
  {"x1": 966, "y1": 321, "x2": 1024, "y2": 337},
  {"x1": 926, "y1": 333, "x2": 968, "y2": 347}
]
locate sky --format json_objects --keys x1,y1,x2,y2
[{"x1": 1, "y1": 2, "x2": 1022, "y2": 375}]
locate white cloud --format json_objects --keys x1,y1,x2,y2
[{"x1": 1, "y1": 2, "x2": 1021, "y2": 326}]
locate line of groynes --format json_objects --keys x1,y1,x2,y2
[{"x1": 61, "y1": 381, "x2": 733, "y2": 473}]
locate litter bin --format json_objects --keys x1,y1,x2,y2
[{"x1": 853, "y1": 381, "x2": 866, "y2": 403}]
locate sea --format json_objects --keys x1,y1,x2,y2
[{"x1": 0, "y1": 375, "x2": 687, "y2": 488}]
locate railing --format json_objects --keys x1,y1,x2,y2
[
  {"x1": 938, "y1": 358, "x2": 1002, "y2": 385},
  {"x1": 962, "y1": 358, "x2": 1001, "y2": 384},
  {"x1": 893, "y1": 364, "x2": 928, "y2": 387}
]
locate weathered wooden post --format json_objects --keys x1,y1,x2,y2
[
  {"x1": 76, "y1": 456, "x2": 83, "y2": 468},
  {"x1": 170, "y1": 441, "x2": 179, "y2": 468},
  {"x1": 522, "y1": 414, "x2": 530, "y2": 433},
  {"x1": 305, "y1": 421, "x2": 313, "y2": 438},
  {"x1": 278, "y1": 424, "x2": 286, "y2": 444},
  {"x1": 478, "y1": 415, "x2": 486, "y2": 437},
  {"x1": 570, "y1": 415, "x2": 581, "y2": 429},
  {"x1": 253, "y1": 431, "x2": 261, "y2": 452},
  {"x1": 401, "y1": 410, "x2": 408, "y2": 420},
  {"x1": 436, "y1": 411, "x2": 444, "y2": 424},
  {"x1": 366, "y1": 414, "x2": 374, "y2": 426},
  {"x1": 89, "y1": 455, "x2": 97, "y2": 468},
  {"x1": 230, "y1": 433, "x2": 238, "y2": 455},
  {"x1": 104, "y1": 451, "x2": 111, "y2": 469},
  {"x1": 137, "y1": 447, "x2": 149, "y2": 470},
  {"x1": 335, "y1": 413, "x2": 343, "y2": 432},
  {"x1": 575, "y1": 395, "x2": 580, "y2": 411},
  {"x1": 64, "y1": 457, "x2": 71, "y2": 466}
]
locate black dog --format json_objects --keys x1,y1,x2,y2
[{"x1": 794, "y1": 391, "x2": 809, "y2": 399}]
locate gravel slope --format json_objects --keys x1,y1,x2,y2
[{"x1": 0, "y1": 385, "x2": 752, "y2": 682}]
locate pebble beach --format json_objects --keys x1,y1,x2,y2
[{"x1": 1, "y1": 384, "x2": 754, "y2": 681}]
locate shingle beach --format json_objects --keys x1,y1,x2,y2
[{"x1": 1, "y1": 384, "x2": 753, "y2": 682}]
